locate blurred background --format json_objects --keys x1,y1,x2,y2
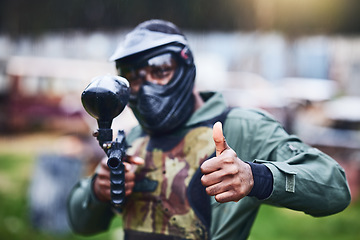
[{"x1": 0, "y1": 0, "x2": 360, "y2": 239}]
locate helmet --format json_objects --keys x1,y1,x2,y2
[{"x1": 110, "y1": 20, "x2": 196, "y2": 136}]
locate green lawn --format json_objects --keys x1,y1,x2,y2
[
  {"x1": 0, "y1": 152, "x2": 359, "y2": 240},
  {"x1": 250, "y1": 201, "x2": 360, "y2": 240}
]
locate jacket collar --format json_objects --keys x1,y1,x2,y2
[{"x1": 185, "y1": 91, "x2": 228, "y2": 127}]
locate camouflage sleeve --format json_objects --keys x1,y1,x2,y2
[{"x1": 67, "y1": 175, "x2": 115, "y2": 235}]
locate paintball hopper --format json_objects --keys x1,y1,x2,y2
[{"x1": 81, "y1": 74, "x2": 130, "y2": 130}]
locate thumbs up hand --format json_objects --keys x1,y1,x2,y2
[{"x1": 200, "y1": 122, "x2": 254, "y2": 203}]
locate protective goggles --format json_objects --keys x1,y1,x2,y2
[{"x1": 116, "y1": 53, "x2": 178, "y2": 92}]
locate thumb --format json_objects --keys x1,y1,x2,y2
[{"x1": 213, "y1": 121, "x2": 229, "y2": 156}]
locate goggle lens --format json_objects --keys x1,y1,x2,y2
[{"x1": 117, "y1": 53, "x2": 178, "y2": 92}]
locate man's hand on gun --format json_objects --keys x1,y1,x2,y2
[{"x1": 93, "y1": 156, "x2": 144, "y2": 202}]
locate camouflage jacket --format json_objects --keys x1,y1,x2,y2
[{"x1": 67, "y1": 92, "x2": 351, "y2": 240}]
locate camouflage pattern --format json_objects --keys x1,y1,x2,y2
[
  {"x1": 123, "y1": 126, "x2": 215, "y2": 239},
  {"x1": 67, "y1": 92, "x2": 351, "y2": 239}
]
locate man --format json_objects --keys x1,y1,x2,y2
[{"x1": 67, "y1": 19, "x2": 351, "y2": 240}]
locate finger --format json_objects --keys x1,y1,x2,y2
[
  {"x1": 204, "y1": 181, "x2": 227, "y2": 197},
  {"x1": 97, "y1": 177, "x2": 111, "y2": 189},
  {"x1": 214, "y1": 191, "x2": 238, "y2": 203},
  {"x1": 124, "y1": 169, "x2": 136, "y2": 196},
  {"x1": 201, "y1": 168, "x2": 223, "y2": 186},
  {"x1": 213, "y1": 122, "x2": 229, "y2": 156},
  {"x1": 100, "y1": 157, "x2": 109, "y2": 168},
  {"x1": 97, "y1": 166, "x2": 110, "y2": 179},
  {"x1": 123, "y1": 162, "x2": 133, "y2": 172},
  {"x1": 126, "y1": 155, "x2": 145, "y2": 165},
  {"x1": 100, "y1": 189, "x2": 111, "y2": 201},
  {"x1": 125, "y1": 179, "x2": 135, "y2": 190},
  {"x1": 124, "y1": 169, "x2": 136, "y2": 181},
  {"x1": 93, "y1": 176, "x2": 111, "y2": 201},
  {"x1": 125, "y1": 183, "x2": 135, "y2": 196},
  {"x1": 200, "y1": 157, "x2": 221, "y2": 174}
]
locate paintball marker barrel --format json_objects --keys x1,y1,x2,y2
[{"x1": 107, "y1": 130, "x2": 127, "y2": 207}]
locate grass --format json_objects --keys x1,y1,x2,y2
[
  {"x1": 0, "y1": 152, "x2": 122, "y2": 240},
  {"x1": 250, "y1": 202, "x2": 360, "y2": 240},
  {"x1": 0, "y1": 146, "x2": 359, "y2": 240}
]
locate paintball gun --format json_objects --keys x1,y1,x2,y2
[{"x1": 81, "y1": 74, "x2": 130, "y2": 211}]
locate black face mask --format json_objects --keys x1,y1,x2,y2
[{"x1": 125, "y1": 45, "x2": 196, "y2": 136}]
